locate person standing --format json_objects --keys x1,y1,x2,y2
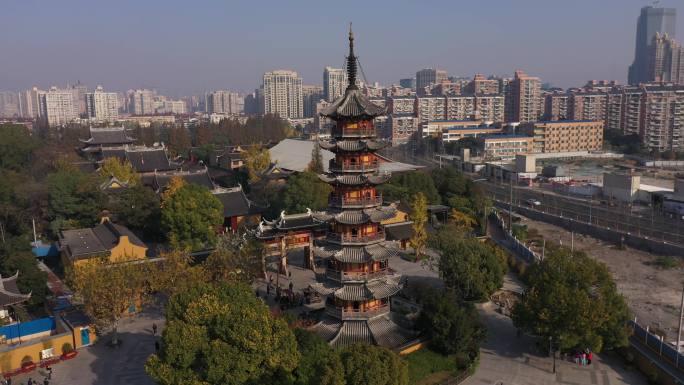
[
  {"x1": 152, "y1": 323, "x2": 158, "y2": 336},
  {"x1": 587, "y1": 351, "x2": 592, "y2": 365}
]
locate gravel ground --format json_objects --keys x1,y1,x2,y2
[{"x1": 517, "y1": 215, "x2": 684, "y2": 342}]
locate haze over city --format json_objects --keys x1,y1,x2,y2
[{"x1": 2, "y1": 0, "x2": 684, "y2": 95}]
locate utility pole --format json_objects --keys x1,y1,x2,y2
[
  {"x1": 677, "y1": 282, "x2": 684, "y2": 367},
  {"x1": 508, "y1": 175, "x2": 513, "y2": 234}
]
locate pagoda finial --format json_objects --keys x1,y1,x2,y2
[{"x1": 346, "y1": 23, "x2": 358, "y2": 90}]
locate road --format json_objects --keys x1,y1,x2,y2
[{"x1": 478, "y1": 179, "x2": 684, "y2": 246}]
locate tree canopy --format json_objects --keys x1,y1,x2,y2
[
  {"x1": 67, "y1": 256, "x2": 152, "y2": 344},
  {"x1": 280, "y1": 171, "x2": 332, "y2": 214},
  {"x1": 98, "y1": 157, "x2": 140, "y2": 186},
  {"x1": 146, "y1": 281, "x2": 300, "y2": 385},
  {"x1": 47, "y1": 162, "x2": 105, "y2": 233},
  {"x1": 308, "y1": 143, "x2": 325, "y2": 174},
  {"x1": 110, "y1": 184, "x2": 161, "y2": 239},
  {"x1": 293, "y1": 329, "x2": 344, "y2": 385},
  {"x1": 433, "y1": 228, "x2": 507, "y2": 301},
  {"x1": 409, "y1": 192, "x2": 428, "y2": 259},
  {"x1": 203, "y1": 234, "x2": 263, "y2": 284},
  {"x1": 337, "y1": 344, "x2": 409, "y2": 385},
  {"x1": 161, "y1": 183, "x2": 224, "y2": 251},
  {"x1": 377, "y1": 171, "x2": 440, "y2": 205},
  {"x1": 415, "y1": 289, "x2": 484, "y2": 366},
  {"x1": 0, "y1": 242, "x2": 48, "y2": 313},
  {"x1": 0, "y1": 124, "x2": 39, "y2": 171},
  {"x1": 512, "y1": 246, "x2": 631, "y2": 352},
  {"x1": 245, "y1": 145, "x2": 272, "y2": 183}
]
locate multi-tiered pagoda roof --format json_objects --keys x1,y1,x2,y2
[{"x1": 309, "y1": 26, "x2": 415, "y2": 349}]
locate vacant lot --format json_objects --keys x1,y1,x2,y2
[{"x1": 518, "y1": 215, "x2": 683, "y2": 342}]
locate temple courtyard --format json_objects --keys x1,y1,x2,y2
[{"x1": 10, "y1": 252, "x2": 646, "y2": 385}]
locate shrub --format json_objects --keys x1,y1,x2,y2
[
  {"x1": 21, "y1": 355, "x2": 33, "y2": 364},
  {"x1": 62, "y1": 342, "x2": 73, "y2": 354},
  {"x1": 652, "y1": 256, "x2": 681, "y2": 269}
]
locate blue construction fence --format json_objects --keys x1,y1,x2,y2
[
  {"x1": 630, "y1": 320, "x2": 684, "y2": 372},
  {"x1": 0, "y1": 317, "x2": 56, "y2": 340}
]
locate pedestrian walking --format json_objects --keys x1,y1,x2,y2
[
  {"x1": 266, "y1": 283, "x2": 271, "y2": 296},
  {"x1": 587, "y1": 351, "x2": 592, "y2": 365},
  {"x1": 43, "y1": 378, "x2": 49, "y2": 385},
  {"x1": 573, "y1": 352, "x2": 579, "y2": 365},
  {"x1": 27, "y1": 378, "x2": 33, "y2": 385},
  {"x1": 289, "y1": 282, "x2": 294, "y2": 292},
  {"x1": 46, "y1": 365, "x2": 52, "y2": 380},
  {"x1": 152, "y1": 323, "x2": 158, "y2": 336},
  {"x1": 581, "y1": 352, "x2": 586, "y2": 366}
]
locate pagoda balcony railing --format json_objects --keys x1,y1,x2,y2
[
  {"x1": 325, "y1": 304, "x2": 390, "y2": 320},
  {"x1": 326, "y1": 230, "x2": 385, "y2": 245},
  {"x1": 325, "y1": 267, "x2": 394, "y2": 282},
  {"x1": 329, "y1": 160, "x2": 379, "y2": 173},
  {"x1": 335, "y1": 128, "x2": 376, "y2": 137},
  {"x1": 329, "y1": 195, "x2": 382, "y2": 208}
]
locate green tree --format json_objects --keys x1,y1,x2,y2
[
  {"x1": 161, "y1": 183, "x2": 223, "y2": 251},
  {"x1": 409, "y1": 192, "x2": 428, "y2": 260},
  {"x1": 338, "y1": 344, "x2": 408, "y2": 385},
  {"x1": 308, "y1": 143, "x2": 325, "y2": 174},
  {"x1": 377, "y1": 171, "x2": 440, "y2": 204},
  {"x1": 150, "y1": 250, "x2": 206, "y2": 297},
  {"x1": 434, "y1": 229, "x2": 507, "y2": 301},
  {"x1": 293, "y1": 329, "x2": 344, "y2": 385},
  {"x1": 415, "y1": 289, "x2": 484, "y2": 366},
  {"x1": 0, "y1": 124, "x2": 40, "y2": 171},
  {"x1": 513, "y1": 247, "x2": 631, "y2": 352},
  {"x1": 281, "y1": 171, "x2": 332, "y2": 213},
  {"x1": 0, "y1": 242, "x2": 48, "y2": 313},
  {"x1": 99, "y1": 157, "x2": 141, "y2": 186},
  {"x1": 146, "y1": 281, "x2": 300, "y2": 385},
  {"x1": 47, "y1": 163, "x2": 105, "y2": 233},
  {"x1": 111, "y1": 184, "x2": 161, "y2": 239},
  {"x1": 204, "y1": 234, "x2": 263, "y2": 284},
  {"x1": 67, "y1": 256, "x2": 151, "y2": 345}
]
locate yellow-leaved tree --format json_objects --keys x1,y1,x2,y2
[
  {"x1": 99, "y1": 157, "x2": 141, "y2": 186},
  {"x1": 244, "y1": 145, "x2": 271, "y2": 183},
  {"x1": 409, "y1": 192, "x2": 428, "y2": 261}
]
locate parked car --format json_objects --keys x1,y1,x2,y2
[{"x1": 525, "y1": 198, "x2": 541, "y2": 206}]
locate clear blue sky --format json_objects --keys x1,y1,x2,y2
[{"x1": 2, "y1": 0, "x2": 683, "y2": 97}]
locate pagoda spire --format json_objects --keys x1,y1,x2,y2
[{"x1": 346, "y1": 23, "x2": 358, "y2": 90}]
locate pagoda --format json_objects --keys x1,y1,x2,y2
[{"x1": 310, "y1": 26, "x2": 414, "y2": 349}]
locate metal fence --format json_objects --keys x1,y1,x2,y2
[{"x1": 629, "y1": 319, "x2": 684, "y2": 372}]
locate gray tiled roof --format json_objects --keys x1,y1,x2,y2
[
  {"x1": 82, "y1": 127, "x2": 134, "y2": 145},
  {"x1": 59, "y1": 220, "x2": 146, "y2": 261},
  {"x1": 212, "y1": 186, "x2": 264, "y2": 217},
  {"x1": 321, "y1": 88, "x2": 387, "y2": 120},
  {"x1": 125, "y1": 148, "x2": 176, "y2": 173}
]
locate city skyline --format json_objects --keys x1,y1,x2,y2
[{"x1": 2, "y1": 0, "x2": 684, "y2": 96}]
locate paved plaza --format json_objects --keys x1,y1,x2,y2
[
  {"x1": 10, "y1": 251, "x2": 648, "y2": 385},
  {"x1": 463, "y1": 302, "x2": 647, "y2": 385}
]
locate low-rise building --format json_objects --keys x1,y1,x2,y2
[
  {"x1": 522, "y1": 120, "x2": 604, "y2": 154},
  {"x1": 481, "y1": 134, "x2": 534, "y2": 159},
  {"x1": 212, "y1": 185, "x2": 265, "y2": 232},
  {"x1": 58, "y1": 218, "x2": 147, "y2": 267}
]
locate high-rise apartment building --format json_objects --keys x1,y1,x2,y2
[
  {"x1": 446, "y1": 96, "x2": 475, "y2": 120},
  {"x1": 388, "y1": 96, "x2": 415, "y2": 115},
  {"x1": 416, "y1": 68, "x2": 448, "y2": 95},
  {"x1": 0, "y1": 91, "x2": 20, "y2": 118},
  {"x1": 68, "y1": 82, "x2": 88, "y2": 116},
  {"x1": 474, "y1": 94, "x2": 505, "y2": 123},
  {"x1": 85, "y1": 86, "x2": 119, "y2": 121},
  {"x1": 302, "y1": 85, "x2": 324, "y2": 118},
  {"x1": 262, "y1": 70, "x2": 303, "y2": 119},
  {"x1": 569, "y1": 92, "x2": 607, "y2": 121},
  {"x1": 129, "y1": 89, "x2": 156, "y2": 115},
  {"x1": 323, "y1": 67, "x2": 347, "y2": 102},
  {"x1": 416, "y1": 96, "x2": 446, "y2": 124},
  {"x1": 641, "y1": 85, "x2": 684, "y2": 151},
  {"x1": 505, "y1": 70, "x2": 542, "y2": 123},
  {"x1": 648, "y1": 33, "x2": 684, "y2": 84},
  {"x1": 468, "y1": 74, "x2": 500, "y2": 94},
  {"x1": 205, "y1": 90, "x2": 244, "y2": 115},
  {"x1": 629, "y1": 6, "x2": 677, "y2": 85},
  {"x1": 39, "y1": 87, "x2": 78, "y2": 126},
  {"x1": 543, "y1": 92, "x2": 570, "y2": 121}
]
